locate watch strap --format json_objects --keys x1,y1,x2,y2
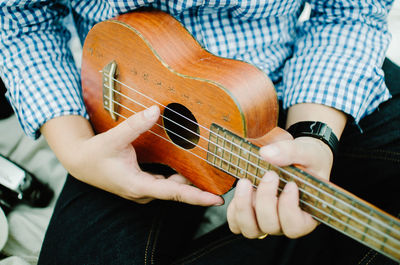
[{"x1": 287, "y1": 121, "x2": 339, "y2": 156}]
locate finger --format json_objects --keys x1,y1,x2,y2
[
  {"x1": 257, "y1": 127, "x2": 293, "y2": 146},
  {"x1": 259, "y1": 139, "x2": 303, "y2": 167},
  {"x1": 153, "y1": 174, "x2": 166, "y2": 180},
  {"x1": 260, "y1": 137, "x2": 333, "y2": 179},
  {"x1": 107, "y1": 105, "x2": 160, "y2": 146},
  {"x1": 231, "y1": 179, "x2": 262, "y2": 238},
  {"x1": 227, "y1": 200, "x2": 241, "y2": 234},
  {"x1": 134, "y1": 197, "x2": 155, "y2": 204},
  {"x1": 168, "y1": 174, "x2": 192, "y2": 185},
  {"x1": 255, "y1": 171, "x2": 282, "y2": 234},
  {"x1": 278, "y1": 182, "x2": 318, "y2": 238},
  {"x1": 134, "y1": 174, "x2": 224, "y2": 206},
  {"x1": 260, "y1": 137, "x2": 328, "y2": 167}
]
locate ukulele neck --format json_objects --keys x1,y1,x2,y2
[{"x1": 207, "y1": 123, "x2": 400, "y2": 262}]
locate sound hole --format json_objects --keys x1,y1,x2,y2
[{"x1": 163, "y1": 103, "x2": 200, "y2": 149}]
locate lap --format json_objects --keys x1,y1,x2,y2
[
  {"x1": 39, "y1": 59, "x2": 400, "y2": 265},
  {"x1": 38, "y1": 175, "x2": 206, "y2": 265}
]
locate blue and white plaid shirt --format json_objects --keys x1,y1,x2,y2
[{"x1": 0, "y1": 0, "x2": 394, "y2": 139}]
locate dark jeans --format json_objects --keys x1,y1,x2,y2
[{"x1": 38, "y1": 59, "x2": 400, "y2": 265}]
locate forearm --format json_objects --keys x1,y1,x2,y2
[
  {"x1": 39, "y1": 110, "x2": 224, "y2": 206},
  {"x1": 286, "y1": 103, "x2": 347, "y2": 139},
  {"x1": 40, "y1": 115, "x2": 94, "y2": 175}
]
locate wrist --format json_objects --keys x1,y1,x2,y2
[
  {"x1": 40, "y1": 115, "x2": 94, "y2": 169},
  {"x1": 293, "y1": 136, "x2": 334, "y2": 175},
  {"x1": 286, "y1": 103, "x2": 347, "y2": 139},
  {"x1": 287, "y1": 121, "x2": 339, "y2": 157}
]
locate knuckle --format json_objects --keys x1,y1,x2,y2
[
  {"x1": 259, "y1": 221, "x2": 281, "y2": 235},
  {"x1": 227, "y1": 221, "x2": 240, "y2": 234},
  {"x1": 242, "y1": 230, "x2": 261, "y2": 239},
  {"x1": 234, "y1": 198, "x2": 248, "y2": 214},
  {"x1": 227, "y1": 202, "x2": 235, "y2": 219},
  {"x1": 172, "y1": 192, "x2": 185, "y2": 203},
  {"x1": 283, "y1": 227, "x2": 304, "y2": 239}
]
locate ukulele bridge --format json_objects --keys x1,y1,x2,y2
[{"x1": 102, "y1": 60, "x2": 119, "y2": 120}]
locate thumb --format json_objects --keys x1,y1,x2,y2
[
  {"x1": 259, "y1": 139, "x2": 299, "y2": 167},
  {"x1": 107, "y1": 105, "x2": 160, "y2": 145}
]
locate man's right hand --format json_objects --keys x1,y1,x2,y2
[{"x1": 41, "y1": 105, "x2": 223, "y2": 206}]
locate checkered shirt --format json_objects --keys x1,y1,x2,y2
[{"x1": 0, "y1": 0, "x2": 394, "y2": 138}]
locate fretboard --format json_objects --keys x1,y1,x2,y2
[{"x1": 207, "y1": 123, "x2": 400, "y2": 262}]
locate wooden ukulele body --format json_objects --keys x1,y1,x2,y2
[
  {"x1": 81, "y1": 10, "x2": 400, "y2": 261},
  {"x1": 81, "y1": 10, "x2": 278, "y2": 195}
]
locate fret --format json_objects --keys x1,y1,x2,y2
[
  {"x1": 343, "y1": 200, "x2": 356, "y2": 234},
  {"x1": 206, "y1": 128, "x2": 218, "y2": 164},
  {"x1": 254, "y1": 156, "x2": 262, "y2": 186},
  {"x1": 362, "y1": 210, "x2": 396, "y2": 253},
  {"x1": 327, "y1": 196, "x2": 336, "y2": 226},
  {"x1": 383, "y1": 220, "x2": 400, "y2": 259},
  {"x1": 296, "y1": 173, "x2": 312, "y2": 206},
  {"x1": 313, "y1": 183, "x2": 322, "y2": 209},
  {"x1": 243, "y1": 142, "x2": 252, "y2": 181},
  {"x1": 225, "y1": 134, "x2": 235, "y2": 174},
  {"x1": 346, "y1": 202, "x2": 377, "y2": 244},
  {"x1": 219, "y1": 129, "x2": 229, "y2": 172},
  {"x1": 237, "y1": 141, "x2": 248, "y2": 180},
  {"x1": 207, "y1": 124, "x2": 400, "y2": 262},
  {"x1": 257, "y1": 159, "x2": 269, "y2": 177},
  {"x1": 276, "y1": 170, "x2": 286, "y2": 195},
  {"x1": 361, "y1": 213, "x2": 373, "y2": 242},
  {"x1": 231, "y1": 137, "x2": 242, "y2": 176},
  {"x1": 323, "y1": 190, "x2": 349, "y2": 231},
  {"x1": 224, "y1": 134, "x2": 232, "y2": 170},
  {"x1": 214, "y1": 133, "x2": 222, "y2": 167},
  {"x1": 382, "y1": 222, "x2": 391, "y2": 250},
  {"x1": 247, "y1": 145, "x2": 260, "y2": 185}
]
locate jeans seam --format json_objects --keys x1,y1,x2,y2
[
  {"x1": 145, "y1": 216, "x2": 161, "y2": 265},
  {"x1": 340, "y1": 149, "x2": 400, "y2": 163},
  {"x1": 144, "y1": 224, "x2": 154, "y2": 265},
  {"x1": 357, "y1": 249, "x2": 375, "y2": 265},
  {"x1": 364, "y1": 252, "x2": 378, "y2": 265},
  {"x1": 356, "y1": 213, "x2": 400, "y2": 265},
  {"x1": 173, "y1": 235, "x2": 240, "y2": 265},
  {"x1": 150, "y1": 218, "x2": 162, "y2": 265}
]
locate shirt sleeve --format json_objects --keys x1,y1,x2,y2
[
  {"x1": 280, "y1": 0, "x2": 393, "y2": 124},
  {"x1": 0, "y1": 1, "x2": 88, "y2": 139}
]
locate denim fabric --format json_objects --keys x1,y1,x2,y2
[
  {"x1": 38, "y1": 59, "x2": 400, "y2": 265},
  {"x1": 38, "y1": 174, "x2": 208, "y2": 265}
]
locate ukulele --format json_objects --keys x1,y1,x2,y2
[{"x1": 81, "y1": 10, "x2": 400, "y2": 262}]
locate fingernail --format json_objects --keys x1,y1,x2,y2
[
  {"x1": 215, "y1": 197, "x2": 225, "y2": 206},
  {"x1": 283, "y1": 182, "x2": 296, "y2": 193},
  {"x1": 143, "y1": 105, "x2": 159, "y2": 119},
  {"x1": 260, "y1": 145, "x2": 279, "y2": 158}
]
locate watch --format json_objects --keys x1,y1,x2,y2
[{"x1": 287, "y1": 121, "x2": 339, "y2": 156}]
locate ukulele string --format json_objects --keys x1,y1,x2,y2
[
  {"x1": 105, "y1": 79, "x2": 400, "y2": 236},
  {"x1": 105, "y1": 106, "x2": 400, "y2": 253},
  {"x1": 103, "y1": 97, "x2": 400, "y2": 248},
  {"x1": 106, "y1": 78, "x2": 400, "y2": 235}
]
